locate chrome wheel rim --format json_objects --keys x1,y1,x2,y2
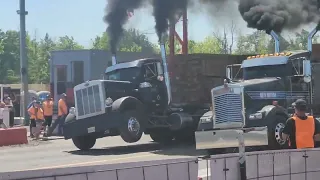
[
  {"x1": 275, "y1": 123, "x2": 286, "y2": 145},
  {"x1": 128, "y1": 117, "x2": 140, "y2": 135}
]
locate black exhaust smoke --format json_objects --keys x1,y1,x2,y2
[
  {"x1": 152, "y1": 0, "x2": 188, "y2": 42},
  {"x1": 238, "y1": 0, "x2": 320, "y2": 33},
  {"x1": 104, "y1": 0, "x2": 144, "y2": 54},
  {"x1": 104, "y1": 0, "x2": 189, "y2": 48}
]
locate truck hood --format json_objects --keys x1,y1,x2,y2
[{"x1": 229, "y1": 77, "x2": 281, "y2": 87}]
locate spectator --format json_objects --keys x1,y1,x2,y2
[
  {"x1": 27, "y1": 97, "x2": 37, "y2": 109},
  {"x1": 47, "y1": 93, "x2": 68, "y2": 136},
  {"x1": 0, "y1": 102, "x2": 7, "y2": 129},
  {"x1": 282, "y1": 99, "x2": 320, "y2": 149},
  {"x1": 42, "y1": 94, "x2": 53, "y2": 136},
  {"x1": 28, "y1": 101, "x2": 45, "y2": 139},
  {"x1": 4, "y1": 97, "x2": 14, "y2": 127}
]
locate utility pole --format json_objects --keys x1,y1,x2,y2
[{"x1": 17, "y1": 0, "x2": 29, "y2": 125}]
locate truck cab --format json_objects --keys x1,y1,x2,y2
[
  {"x1": 196, "y1": 51, "x2": 314, "y2": 150},
  {"x1": 63, "y1": 56, "x2": 181, "y2": 150}
]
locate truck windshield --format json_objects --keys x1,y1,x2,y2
[
  {"x1": 243, "y1": 64, "x2": 288, "y2": 80},
  {"x1": 105, "y1": 67, "x2": 141, "y2": 81}
]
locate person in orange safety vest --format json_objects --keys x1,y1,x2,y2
[
  {"x1": 42, "y1": 94, "x2": 54, "y2": 136},
  {"x1": 28, "y1": 101, "x2": 45, "y2": 139},
  {"x1": 47, "y1": 93, "x2": 68, "y2": 136},
  {"x1": 282, "y1": 99, "x2": 320, "y2": 149}
]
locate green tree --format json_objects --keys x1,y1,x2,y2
[
  {"x1": 28, "y1": 33, "x2": 56, "y2": 83},
  {"x1": 235, "y1": 31, "x2": 270, "y2": 55},
  {"x1": 91, "y1": 29, "x2": 156, "y2": 53},
  {"x1": 190, "y1": 36, "x2": 222, "y2": 53},
  {"x1": 0, "y1": 30, "x2": 21, "y2": 83},
  {"x1": 286, "y1": 29, "x2": 319, "y2": 51},
  {"x1": 56, "y1": 35, "x2": 84, "y2": 50}
]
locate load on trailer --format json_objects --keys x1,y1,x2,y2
[
  {"x1": 62, "y1": 37, "x2": 250, "y2": 150},
  {"x1": 196, "y1": 24, "x2": 320, "y2": 150}
]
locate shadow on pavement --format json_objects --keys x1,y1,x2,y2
[{"x1": 67, "y1": 141, "x2": 168, "y2": 156}]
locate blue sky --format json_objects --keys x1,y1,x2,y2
[{"x1": 0, "y1": 0, "x2": 254, "y2": 48}]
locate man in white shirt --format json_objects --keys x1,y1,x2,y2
[{"x1": 0, "y1": 102, "x2": 7, "y2": 129}]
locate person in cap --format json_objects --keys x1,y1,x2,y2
[
  {"x1": 27, "y1": 97, "x2": 37, "y2": 109},
  {"x1": 42, "y1": 94, "x2": 53, "y2": 136},
  {"x1": 47, "y1": 93, "x2": 68, "y2": 136},
  {"x1": 4, "y1": 97, "x2": 15, "y2": 127},
  {"x1": 282, "y1": 99, "x2": 320, "y2": 149},
  {"x1": 28, "y1": 101, "x2": 45, "y2": 139}
]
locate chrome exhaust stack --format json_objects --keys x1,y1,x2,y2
[
  {"x1": 159, "y1": 35, "x2": 172, "y2": 105},
  {"x1": 307, "y1": 23, "x2": 320, "y2": 52},
  {"x1": 111, "y1": 55, "x2": 117, "y2": 65},
  {"x1": 270, "y1": 30, "x2": 280, "y2": 53}
]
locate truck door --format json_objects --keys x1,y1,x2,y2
[
  {"x1": 142, "y1": 62, "x2": 166, "y2": 112},
  {"x1": 288, "y1": 58, "x2": 310, "y2": 108}
]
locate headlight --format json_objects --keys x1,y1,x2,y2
[
  {"x1": 249, "y1": 112, "x2": 263, "y2": 120},
  {"x1": 200, "y1": 111, "x2": 214, "y2": 123},
  {"x1": 105, "y1": 97, "x2": 113, "y2": 107},
  {"x1": 69, "y1": 107, "x2": 76, "y2": 115}
]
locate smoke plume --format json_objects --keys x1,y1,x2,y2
[
  {"x1": 238, "y1": 0, "x2": 320, "y2": 33},
  {"x1": 152, "y1": 0, "x2": 188, "y2": 42},
  {"x1": 104, "y1": 0, "x2": 144, "y2": 54}
]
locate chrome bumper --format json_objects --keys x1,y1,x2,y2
[{"x1": 195, "y1": 127, "x2": 269, "y2": 150}]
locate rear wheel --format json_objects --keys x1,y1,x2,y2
[
  {"x1": 72, "y1": 135, "x2": 96, "y2": 150},
  {"x1": 174, "y1": 127, "x2": 195, "y2": 145},
  {"x1": 149, "y1": 129, "x2": 174, "y2": 144},
  {"x1": 120, "y1": 110, "x2": 145, "y2": 143},
  {"x1": 267, "y1": 115, "x2": 288, "y2": 150}
]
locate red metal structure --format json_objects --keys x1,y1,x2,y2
[{"x1": 169, "y1": 8, "x2": 188, "y2": 57}]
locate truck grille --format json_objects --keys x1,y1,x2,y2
[
  {"x1": 75, "y1": 84, "x2": 102, "y2": 117},
  {"x1": 213, "y1": 93, "x2": 243, "y2": 126}
]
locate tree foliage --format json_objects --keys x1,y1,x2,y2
[{"x1": 0, "y1": 27, "x2": 317, "y2": 84}]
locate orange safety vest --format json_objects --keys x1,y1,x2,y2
[
  {"x1": 58, "y1": 99, "x2": 67, "y2": 116},
  {"x1": 28, "y1": 107, "x2": 45, "y2": 120},
  {"x1": 42, "y1": 100, "x2": 53, "y2": 116},
  {"x1": 292, "y1": 116, "x2": 315, "y2": 149}
]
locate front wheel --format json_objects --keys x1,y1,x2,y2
[
  {"x1": 120, "y1": 110, "x2": 145, "y2": 143},
  {"x1": 267, "y1": 115, "x2": 288, "y2": 150},
  {"x1": 72, "y1": 135, "x2": 96, "y2": 150}
]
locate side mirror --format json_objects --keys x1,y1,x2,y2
[
  {"x1": 226, "y1": 67, "x2": 231, "y2": 80},
  {"x1": 303, "y1": 60, "x2": 312, "y2": 83}
]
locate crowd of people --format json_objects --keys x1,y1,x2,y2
[
  {"x1": 27, "y1": 93, "x2": 68, "y2": 139},
  {"x1": 0, "y1": 92, "x2": 68, "y2": 140}
]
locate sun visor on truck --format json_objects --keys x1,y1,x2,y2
[{"x1": 241, "y1": 56, "x2": 289, "y2": 68}]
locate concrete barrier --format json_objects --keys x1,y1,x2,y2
[
  {"x1": 2, "y1": 148, "x2": 320, "y2": 180},
  {"x1": 0, "y1": 127, "x2": 28, "y2": 146},
  {"x1": 206, "y1": 148, "x2": 320, "y2": 179},
  {"x1": 0, "y1": 158, "x2": 198, "y2": 180}
]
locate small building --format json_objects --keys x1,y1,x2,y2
[{"x1": 49, "y1": 49, "x2": 158, "y2": 105}]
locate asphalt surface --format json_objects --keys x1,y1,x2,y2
[
  {"x1": 0, "y1": 134, "x2": 209, "y2": 173},
  {"x1": 0, "y1": 128, "x2": 269, "y2": 174}
]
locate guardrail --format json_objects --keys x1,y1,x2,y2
[
  {"x1": 1, "y1": 148, "x2": 320, "y2": 180},
  {"x1": 0, "y1": 158, "x2": 198, "y2": 180}
]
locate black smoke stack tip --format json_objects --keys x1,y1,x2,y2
[
  {"x1": 265, "y1": 29, "x2": 272, "y2": 35},
  {"x1": 111, "y1": 54, "x2": 117, "y2": 66}
]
